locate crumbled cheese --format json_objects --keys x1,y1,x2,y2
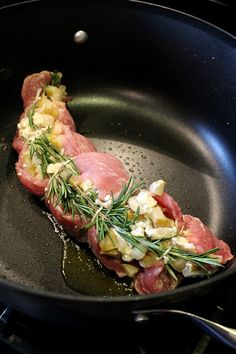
[
  {"x1": 145, "y1": 225, "x2": 177, "y2": 239},
  {"x1": 95, "y1": 194, "x2": 112, "y2": 208},
  {"x1": 128, "y1": 190, "x2": 157, "y2": 214},
  {"x1": 19, "y1": 123, "x2": 44, "y2": 142},
  {"x1": 163, "y1": 255, "x2": 170, "y2": 264},
  {"x1": 149, "y1": 180, "x2": 166, "y2": 195},
  {"x1": 32, "y1": 112, "x2": 55, "y2": 128},
  {"x1": 109, "y1": 229, "x2": 145, "y2": 262},
  {"x1": 47, "y1": 162, "x2": 64, "y2": 175},
  {"x1": 131, "y1": 226, "x2": 145, "y2": 237},
  {"x1": 135, "y1": 220, "x2": 149, "y2": 229},
  {"x1": 182, "y1": 261, "x2": 205, "y2": 277}
]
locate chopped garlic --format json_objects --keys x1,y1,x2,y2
[{"x1": 149, "y1": 180, "x2": 166, "y2": 195}]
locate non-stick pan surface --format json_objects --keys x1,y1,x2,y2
[{"x1": 0, "y1": 0, "x2": 236, "y2": 322}]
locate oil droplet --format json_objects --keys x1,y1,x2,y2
[{"x1": 1, "y1": 144, "x2": 7, "y2": 151}]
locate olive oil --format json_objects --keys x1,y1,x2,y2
[{"x1": 44, "y1": 211, "x2": 133, "y2": 296}]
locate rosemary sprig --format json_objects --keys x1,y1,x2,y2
[
  {"x1": 27, "y1": 103, "x2": 37, "y2": 130},
  {"x1": 27, "y1": 134, "x2": 222, "y2": 274},
  {"x1": 29, "y1": 135, "x2": 78, "y2": 178},
  {"x1": 23, "y1": 91, "x2": 223, "y2": 279},
  {"x1": 51, "y1": 71, "x2": 62, "y2": 87},
  {"x1": 114, "y1": 228, "x2": 222, "y2": 271}
]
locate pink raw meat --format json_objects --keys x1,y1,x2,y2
[
  {"x1": 183, "y1": 215, "x2": 233, "y2": 264},
  {"x1": 15, "y1": 145, "x2": 49, "y2": 196},
  {"x1": 154, "y1": 192, "x2": 184, "y2": 229},
  {"x1": 134, "y1": 260, "x2": 178, "y2": 294},
  {"x1": 74, "y1": 152, "x2": 129, "y2": 200},
  {"x1": 21, "y1": 71, "x2": 51, "y2": 109},
  {"x1": 15, "y1": 125, "x2": 96, "y2": 197}
]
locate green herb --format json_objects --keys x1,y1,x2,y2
[
  {"x1": 29, "y1": 135, "x2": 77, "y2": 178},
  {"x1": 51, "y1": 71, "x2": 62, "y2": 87},
  {"x1": 27, "y1": 103, "x2": 37, "y2": 130},
  {"x1": 27, "y1": 134, "x2": 222, "y2": 276},
  {"x1": 25, "y1": 109, "x2": 222, "y2": 280}
]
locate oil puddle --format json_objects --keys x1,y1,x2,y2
[{"x1": 43, "y1": 212, "x2": 133, "y2": 296}]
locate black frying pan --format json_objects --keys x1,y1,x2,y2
[{"x1": 0, "y1": 0, "x2": 236, "y2": 340}]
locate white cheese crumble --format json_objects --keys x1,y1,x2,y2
[
  {"x1": 145, "y1": 225, "x2": 177, "y2": 239},
  {"x1": 182, "y1": 261, "x2": 205, "y2": 277},
  {"x1": 128, "y1": 190, "x2": 157, "y2": 214},
  {"x1": 149, "y1": 179, "x2": 166, "y2": 195},
  {"x1": 46, "y1": 161, "x2": 71, "y2": 175},
  {"x1": 95, "y1": 194, "x2": 113, "y2": 209}
]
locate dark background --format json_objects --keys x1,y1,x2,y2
[{"x1": 0, "y1": 0, "x2": 235, "y2": 34}]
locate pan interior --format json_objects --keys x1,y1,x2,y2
[
  {"x1": 0, "y1": 78, "x2": 236, "y2": 296},
  {"x1": 0, "y1": 1, "x2": 236, "y2": 297}
]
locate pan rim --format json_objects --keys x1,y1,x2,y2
[
  {"x1": 1, "y1": 0, "x2": 235, "y2": 45},
  {"x1": 0, "y1": 0, "x2": 236, "y2": 305}
]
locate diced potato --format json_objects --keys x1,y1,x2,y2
[
  {"x1": 49, "y1": 137, "x2": 62, "y2": 150},
  {"x1": 22, "y1": 152, "x2": 44, "y2": 178},
  {"x1": 127, "y1": 210, "x2": 134, "y2": 220},
  {"x1": 68, "y1": 175, "x2": 80, "y2": 188},
  {"x1": 80, "y1": 179, "x2": 94, "y2": 192},
  {"x1": 147, "y1": 206, "x2": 165, "y2": 225},
  {"x1": 182, "y1": 261, "x2": 205, "y2": 277},
  {"x1": 170, "y1": 257, "x2": 186, "y2": 272},
  {"x1": 45, "y1": 85, "x2": 66, "y2": 101},
  {"x1": 33, "y1": 112, "x2": 55, "y2": 128},
  {"x1": 139, "y1": 251, "x2": 157, "y2": 268},
  {"x1": 122, "y1": 264, "x2": 140, "y2": 277},
  {"x1": 50, "y1": 121, "x2": 63, "y2": 136},
  {"x1": 99, "y1": 231, "x2": 118, "y2": 254},
  {"x1": 37, "y1": 95, "x2": 59, "y2": 117}
]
